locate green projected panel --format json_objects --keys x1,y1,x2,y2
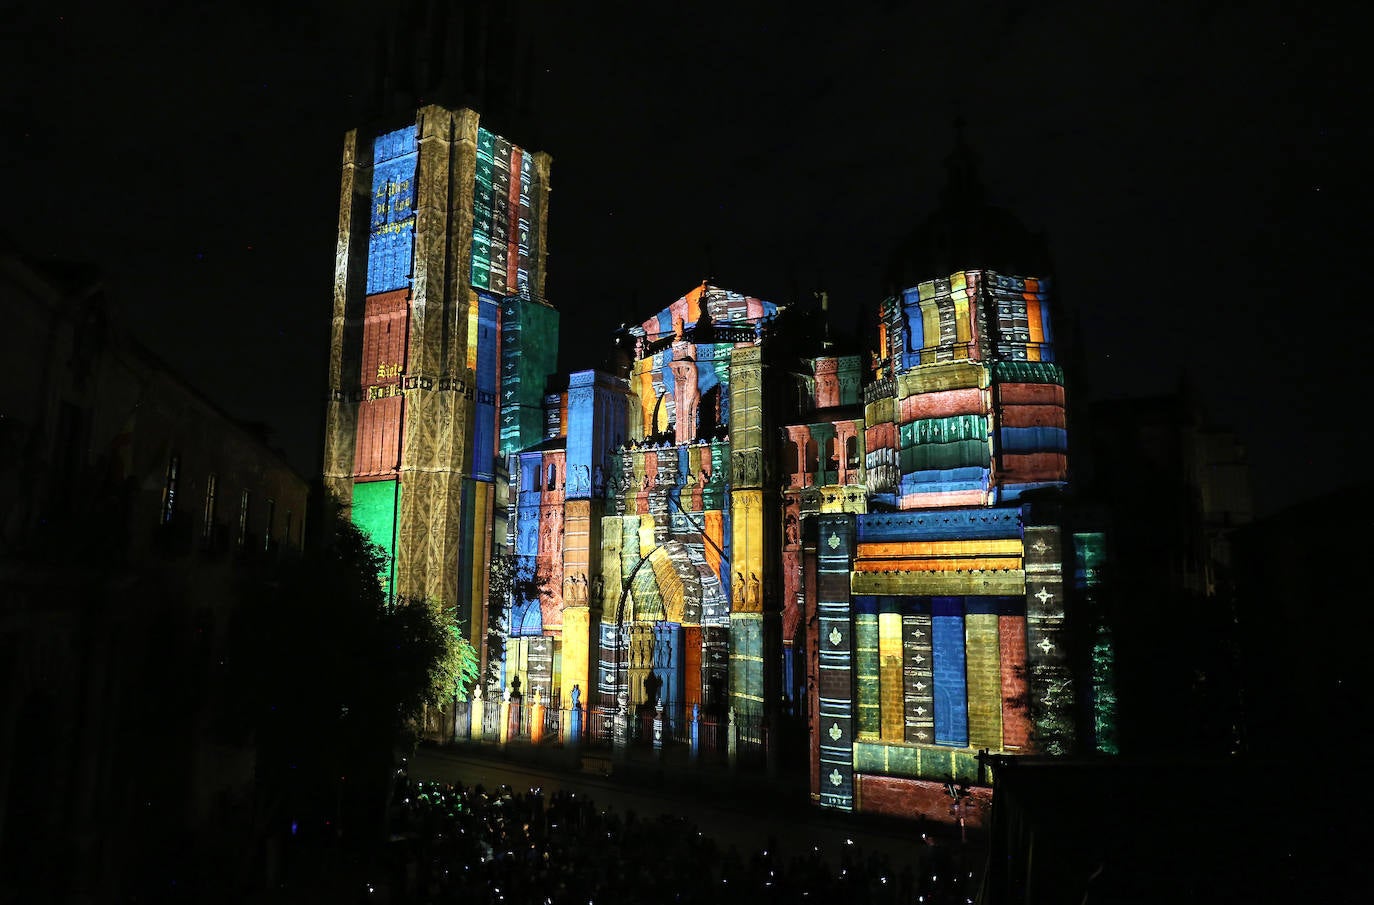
[{"x1": 352, "y1": 479, "x2": 400, "y2": 599}]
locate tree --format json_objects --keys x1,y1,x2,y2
[
  {"x1": 226, "y1": 507, "x2": 476, "y2": 857},
  {"x1": 482, "y1": 550, "x2": 545, "y2": 689}
]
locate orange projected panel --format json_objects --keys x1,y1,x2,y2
[
  {"x1": 997, "y1": 383, "x2": 1065, "y2": 406},
  {"x1": 899, "y1": 388, "x2": 986, "y2": 422},
  {"x1": 999, "y1": 404, "x2": 1066, "y2": 429},
  {"x1": 703, "y1": 509, "x2": 724, "y2": 580},
  {"x1": 1000, "y1": 452, "x2": 1068, "y2": 483},
  {"x1": 853, "y1": 557, "x2": 1021, "y2": 572},
  {"x1": 857, "y1": 539, "x2": 1024, "y2": 559}
]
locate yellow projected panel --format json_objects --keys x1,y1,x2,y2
[
  {"x1": 637, "y1": 512, "x2": 656, "y2": 555},
  {"x1": 601, "y1": 516, "x2": 623, "y2": 614},
  {"x1": 730, "y1": 490, "x2": 764, "y2": 613},
  {"x1": 965, "y1": 612, "x2": 1003, "y2": 750},
  {"x1": 897, "y1": 361, "x2": 988, "y2": 396},
  {"x1": 562, "y1": 606, "x2": 590, "y2": 706},
  {"x1": 879, "y1": 612, "x2": 904, "y2": 742},
  {"x1": 851, "y1": 569, "x2": 1026, "y2": 597}
]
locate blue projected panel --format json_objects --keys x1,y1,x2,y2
[
  {"x1": 367, "y1": 126, "x2": 418, "y2": 295},
  {"x1": 932, "y1": 597, "x2": 969, "y2": 747},
  {"x1": 999, "y1": 426, "x2": 1068, "y2": 453},
  {"x1": 472, "y1": 292, "x2": 501, "y2": 480}
]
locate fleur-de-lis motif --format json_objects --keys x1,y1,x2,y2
[
  {"x1": 829, "y1": 627, "x2": 842, "y2": 646},
  {"x1": 829, "y1": 722, "x2": 843, "y2": 741},
  {"x1": 827, "y1": 533, "x2": 841, "y2": 550},
  {"x1": 829, "y1": 768, "x2": 843, "y2": 787}
]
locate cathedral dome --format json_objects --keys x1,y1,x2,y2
[{"x1": 887, "y1": 132, "x2": 1052, "y2": 288}]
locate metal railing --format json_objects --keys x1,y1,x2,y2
[{"x1": 438, "y1": 697, "x2": 775, "y2": 767}]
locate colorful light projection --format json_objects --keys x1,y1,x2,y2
[
  {"x1": 816, "y1": 513, "x2": 857, "y2": 810},
  {"x1": 628, "y1": 284, "x2": 777, "y2": 441},
  {"x1": 862, "y1": 271, "x2": 1066, "y2": 512},
  {"x1": 367, "y1": 127, "x2": 418, "y2": 295},
  {"x1": 1074, "y1": 531, "x2": 1118, "y2": 754},
  {"x1": 472, "y1": 127, "x2": 533, "y2": 296},
  {"x1": 350, "y1": 479, "x2": 400, "y2": 600},
  {"x1": 806, "y1": 500, "x2": 1073, "y2": 809}
]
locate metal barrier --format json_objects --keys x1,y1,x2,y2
[{"x1": 435, "y1": 697, "x2": 786, "y2": 772}]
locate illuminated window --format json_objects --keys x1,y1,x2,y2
[
  {"x1": 237, "y1": 490, "x2": 250, "y2": 547},
  {"x1": 202, "y1": 473, "x2": 217, "y2": 538},
  {"x1": 161, "y1": 455, "x2": 180, "y2": 524}
]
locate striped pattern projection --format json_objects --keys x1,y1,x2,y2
[
  {"x1": 472, "y1": 127, "x2": 532, "y2": 296},
  {"x1": 986, "y1": 273, "x2": 1052, "y2": 362},
  {"x1": 898, "y1": 273, "x2": 985, "y2": 368},
  {"x1": 902, "y1": 606, "x2": 935, "y2": 744},
  {"x1": 366, "y1": 126, "x2": 417, "y2": 295},
  {"x1": 816, "y1": 514, "x2": 856, "y2": 811},
  {"x1": 629, "y1": 285, "x2": 776, "y2": 437},
  {"x1": 597, "y1": 622, "x2": 628, "y2": 704},
  {"x1": 499, "y1": 297, "x2": 559, "y2": 455},
  {"x1": 729, "y1": 614, "x2": 764, "y2": 711},
  {"x1": 931, "y1": 597, "x2": 968, "y2": 747},
  {"x1": 994, "y1": 361, "x2": 1068, "y2": 498}
]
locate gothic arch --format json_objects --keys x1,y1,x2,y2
[{"x1": 609, "y1": 537, "x2": 724, "y2": 627}]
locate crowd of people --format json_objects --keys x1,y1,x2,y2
[{"x1": 365, "y1": 774, "x2": 980, "y2": 904}]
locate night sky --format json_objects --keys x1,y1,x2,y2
[{"x1": 4, "y1": 1, "x2": 1361, "y2": 516}]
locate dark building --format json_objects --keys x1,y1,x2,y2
[
  {"x1": 0, "y1": 244, "x2": 308, "y2": 898},
  {"x1": 1078, "y1": 392, "x2": 1252, "y2": 756},
  {"x1": 1230, "y1": 483, "x2": 1368, "y2": 758}
]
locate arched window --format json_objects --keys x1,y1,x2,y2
[
  {"x1": 824, "y1": 437, "x2": 839, "y2": 473},
  {"x1": 782, "y1": 439, "x2": 800, "y2": 477},
  {"x1": 846, "y1": 435, "x2": 860, "y2": 469},
  {"x1": 546, "y1": 463, "x2": 557, "y2": 491},
  {"x1": 804, "y1": 438, "x2": 819, "y2": 476}
]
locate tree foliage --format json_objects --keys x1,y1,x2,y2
[
  {"x1": 226, "y1": 507, "x2": 475, "y2": 846},
  {"x1": 482, "y1": 550, "x2": 544, "y2": 689}
]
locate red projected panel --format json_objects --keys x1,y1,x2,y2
[
  {"x1": 360, "y1": 289, "x2": 409, "y2": 388},
  {"x1": 999, "y1": 614, "x2": 1032, "y2": 750},
  {"x1": 354, "y1": 290, "x2": 409, "y2": 479},
  {"x1": 355, "y1": 396, "x2": 403, "y2": 478}
]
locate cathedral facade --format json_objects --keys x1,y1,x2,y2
[{"x1": 326, "y1": 105, "x2": 1100, "y2": 816}]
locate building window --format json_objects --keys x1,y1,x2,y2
[
  {"x1": 264, "y1": 499, "x2": 276, "y2": 551},
  {"x1": 237, "y1": 490, "x2": 250, "y2": 547},
  {"x1": 202, "y1": 473, "x2": 218, "y2": 539},
  {"x1": 846, "y1": 435, "x2": 860, "y2": 470},
  {"x1": 161, "y1": 455, "x2": 180, "y2": 524}
]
